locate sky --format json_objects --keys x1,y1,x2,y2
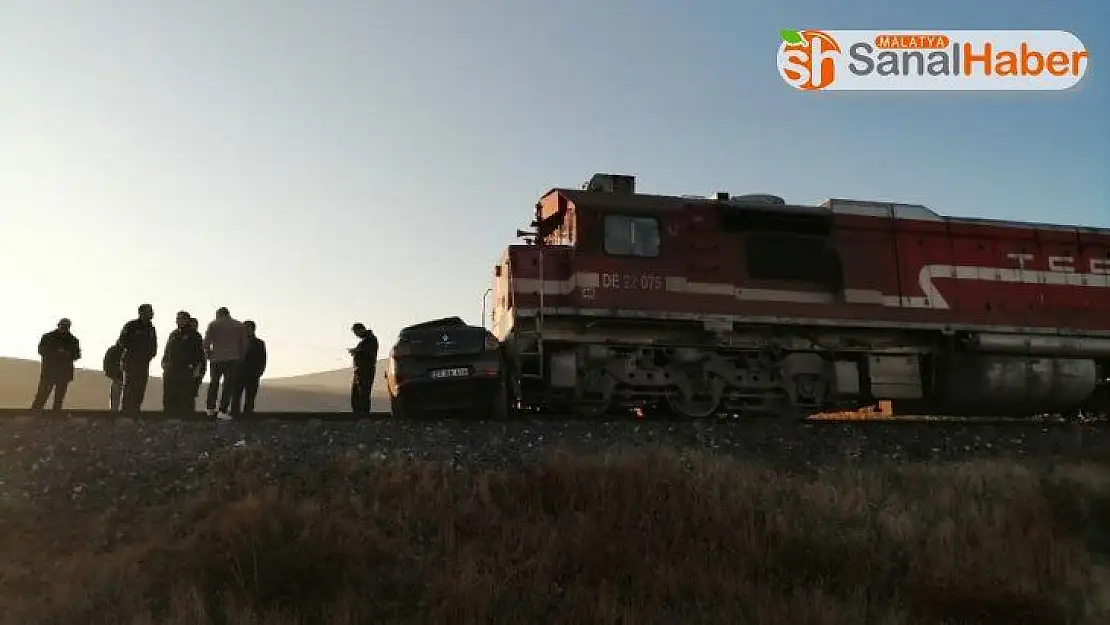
[{"x1": 1, "y1": 0, "x2": 1107, "y2": 378}]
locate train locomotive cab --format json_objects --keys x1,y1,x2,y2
[{"x1": 491, "y1": 174, "x2": 861, "y2": 419}]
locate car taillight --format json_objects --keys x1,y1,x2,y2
[
  {"x1": 484, "y1": 336, "x2": 499, "y2": 351},
  {"x1": 391, "y1": 342, "x2": 412, "y2": 358}
]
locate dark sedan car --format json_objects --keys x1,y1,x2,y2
[{"x1": 385, "y1": 316, "x2": 511, "y2": 419}]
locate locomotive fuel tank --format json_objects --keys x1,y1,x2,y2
[{"x1": 931, "y1": 355, "x2": 1098, "y2": 417}]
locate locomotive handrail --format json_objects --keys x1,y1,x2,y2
[
  {"x1": 536, "y1": 235, "x2": 546, "y2": 381},
  {"x1": 481, "y1": 287, "x2": 493, "y2": 330}
]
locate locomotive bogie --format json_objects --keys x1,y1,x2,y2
[
  {"x1": 504, "y1": 323, "x2": 904, "y2": 419},
  {"x1": 536, "y1": 341, "x2": 810, "y2": 418}
]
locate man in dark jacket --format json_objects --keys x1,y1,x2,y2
[
  {"x1": 103, "y1": 342, "x2": 124, "y2": 410},
  {"x1": 116, "y1": 304, "x2": 158, "y2": 414},
  {"x1": 349, "y1": 322, "x2": 378, "y2": 415},
  {"x1": 232, "y1": 319, "x2": 267, "y2": 416},
  {"x1": 161, "y1": 311, "x2": 205, "y2": 414},
  {"x1": 30, "y1": 318, "x2": 81, "y2": 412}
]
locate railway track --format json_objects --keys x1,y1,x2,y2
[
  {"x1": 2, "y1": 406, "x2": 1106, "y2": 513},
  {"x1": 0, "y1": 407, "x2": 1105, "y2": 426}
]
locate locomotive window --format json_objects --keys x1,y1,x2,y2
[
  {"x1": 604, "y1": 214, "x2": 661, "y2": 257},
  {"x1": 746, "y1": 234, "x2": 840, "y2": 284}
]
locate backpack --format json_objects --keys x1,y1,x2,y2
[{"x1": 103, "y1": 344, "x2": 123, "y2": 379}]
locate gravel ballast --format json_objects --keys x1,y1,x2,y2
[{"x1": 1, "y1": 416, "x2": 1107, "y2": 511}]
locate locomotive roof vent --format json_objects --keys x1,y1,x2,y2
[
  {"x1": 584, "y1": 173, "x2": 636, "y2": 195},
  {"x1": 727, "y1": 193, "x2": 786, "y2": 206}
]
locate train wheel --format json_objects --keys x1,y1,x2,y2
[
  {"x1": 665, "y1": 391, "x2": 719, "y2": 419},
  {"x1": 571, "y1": 368, "x2": 615, "y2": 418},
  {"x1": 665, "y1": 375, "x2": 724, "y2": 419}
]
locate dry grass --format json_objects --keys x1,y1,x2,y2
[{"x1": 1, "y1": 449, "x2": 1109, "y2": 625}]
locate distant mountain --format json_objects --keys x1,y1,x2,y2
[
  {"x1": 265, "y1": 359, "x2": 389, "y2": 394},
  {"x1": 0, "y1": 357, "x2": 386, "y2": 412}
]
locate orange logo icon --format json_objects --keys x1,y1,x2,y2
[{"x1": 778, "y1": 29, "x2": 843, "y2": 90}]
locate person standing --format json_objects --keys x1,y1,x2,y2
[
  {"x1": 30, "y1": 318, "x2": 81, "y2": 412},
  {"x1": 117, "y1": 304, "x2": 158, "y2": 414},
  {"x1": 102, "y1": 342, "x2": 124, "y2": 411},
  {"x1": 348, "y1": 322, "x2": 378, "y2": 415},
  {"x1": 203, "y1": 307, "x2": 247, "y2": 420},
  {"x1": 233, "y1": 320, "x2": 267, "y2": 416},
  {"x1": 161, "y1": 311, "x2": 205, "y2": 414},
  {"x1": 187, "y1": 317, "x2": 206, "y2": 406}
]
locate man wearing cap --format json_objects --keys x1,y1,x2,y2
[
  {"x1": 348, "y1": 322, "x2": 379, "y2": 415},
  {"x1": 30, "y1": 318, "x2": 81, "y2": 412}
]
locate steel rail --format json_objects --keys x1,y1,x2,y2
[
  {"x1": 0, "y1": 408, "x2": 1104, "y2": 426},
  {"x1": 0, "y1": 409, "x2": 390, "y2": 422}
]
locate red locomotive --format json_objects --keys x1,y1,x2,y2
[{"x1": 489, "y1": 173, "x2": 1110, "y2": 419}]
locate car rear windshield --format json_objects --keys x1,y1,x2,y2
[{"x1": 399, "y1": 326, "x2": 486, "y2": 356}]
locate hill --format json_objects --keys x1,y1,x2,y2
[
  {"x1": 0, "y1": 357, "x2": 386, "y2": 412},
  {"x1": 265, "y1": 359, "x2": 389, "y2": 393}
]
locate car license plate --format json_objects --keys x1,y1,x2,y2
[{"x1": 430, "y1": 367, "x2": 469, "y2": 379}]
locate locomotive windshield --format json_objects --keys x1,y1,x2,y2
[{"x1": 604, "y1": 214, "x2": 661, "y2": 257}]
